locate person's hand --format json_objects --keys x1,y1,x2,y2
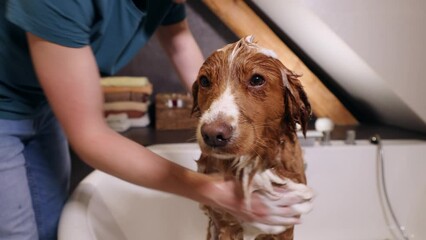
[
  {"x1": 244, "y1": 177, "x2": 314, "y2": 235},
  {"x1": 207, "y1": 171, "x2": 314, "y2": 235}
]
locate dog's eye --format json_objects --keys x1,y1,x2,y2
[
  {"x1": 249, "y1": 74, "x2": 265, "y2": 87},
  {"x1": 199, "y1": 76, "x2": 211, "y2": 88}
]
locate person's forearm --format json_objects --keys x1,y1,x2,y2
[
  {"x1": 70, "y1": 124, "x2": 221, "y2": 206},
  {"x1": 157, "y1": 20, "x2": 204, "y2": 90}
]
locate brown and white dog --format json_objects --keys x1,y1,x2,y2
[{"x1": 191, "y1": 36, "x2": 314, "y2": 240}]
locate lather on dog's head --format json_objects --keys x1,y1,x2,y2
[{"x1": 192, "y1": 36, "x2": 311, "y2": 159}]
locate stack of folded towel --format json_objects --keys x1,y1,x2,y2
[{"x1": 101, "y1": 76, "x2": 153, "y2": 132}]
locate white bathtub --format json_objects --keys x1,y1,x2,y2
[{"x1": 59, "y1": 140, "x2": 426, "y2": 240}]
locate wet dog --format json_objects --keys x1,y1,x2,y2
[{"x1": 192, "y1": 36, "x2": 313, "y2": 240}]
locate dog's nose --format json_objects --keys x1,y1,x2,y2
[{"x1": 201, "y1": 121, "x2": 233, "y2": 147}]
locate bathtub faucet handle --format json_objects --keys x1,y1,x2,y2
[{"x1": 345, "y1": 130, "x2": 356, "y2": 145}]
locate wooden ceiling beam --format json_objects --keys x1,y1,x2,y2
[{"x1": 202, "y1": 0, "x2": 358, "y2": 125}]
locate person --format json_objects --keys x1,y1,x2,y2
[{"x1": 0, "y1": 0, "x2": 309, "y2": 239}]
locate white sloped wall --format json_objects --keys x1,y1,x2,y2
[{"x1": 252, "y1": 0, "x2": 426, "y2": 133}]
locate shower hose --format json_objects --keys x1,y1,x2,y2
[{"x1": 370, "y1": 135, "x2": 411, "y2": 240}]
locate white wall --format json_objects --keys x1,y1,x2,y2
[{"x1": 252, "y1": 0, "x2": 426, "y2": 133}]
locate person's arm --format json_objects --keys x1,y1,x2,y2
[
  {"x1": 26, "y1": 32, "x2": 219, "y2": 202},
  {"x1": 156, "y1": 19, "x2": 204, "y2": 91}
]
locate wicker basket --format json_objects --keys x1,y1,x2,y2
[{"x1": 155, "y1": 93, "x2": 199, "y2": 130}]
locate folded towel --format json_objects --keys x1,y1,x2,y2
[
  {"x1": 103, "y1": 101, "x2": 148, "y2": 112},
  {"x1": 101, "y1": 76, "x2": 150, "y2": 87},
  {"x1": 105, "y1": 113, "x2": 131, "y2": 132},
  {"x1": 101, "y1": 76, "x2": 152, "y2": 132},
  {"x1": 104, "y1": 92, "x2": 150, "y2": 103},
  {"x1": 105, "y1": 113, "x2": 150, "y2": 132},
  {"x1": 129, "y1": 113, "x2": 150, "y2": 127},
  {"x1": 101, "y1": 76, "x2": 153, "y2": 95},
  {"x1": 104, "y1": 110, "x2": 145, "y2": 118},
  {"x1": 102, "y1": 85, "x2": 153, "y2": 94}
]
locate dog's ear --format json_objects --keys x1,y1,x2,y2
[
  {"x1": 282, "y1": 67, "x2": 311, "y2": 137},
  {"x1": 191, "y1": 80, "x2": 201, "y2": 117}
]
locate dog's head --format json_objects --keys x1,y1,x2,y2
[{"x1": 192, "y1": 36, "x2": 311, "y2": 159}]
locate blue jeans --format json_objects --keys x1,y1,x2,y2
[{"x1": 0, "y1": 105, "x2": 70, "y2": 240}]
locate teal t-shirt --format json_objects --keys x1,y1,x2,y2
[{"x1": 0, "y1": 0, "x2": 185, "y2": 119}]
